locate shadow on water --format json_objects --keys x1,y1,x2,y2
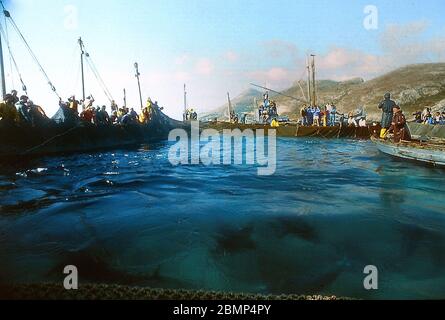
[{"x1": 214, "y1": 225, "x2": 257, "y2": 254}]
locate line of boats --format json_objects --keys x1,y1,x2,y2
[{"x1": 0, "y1": 4, "x2": 443, "y2": 169}]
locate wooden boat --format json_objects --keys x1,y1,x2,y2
[
  {"x1": 371, "y1": 136, "x2": 445, "y2": 167},
  {"x1": 202, "y1": 121, "x2": 379, "y2": 139},
  {"x1": 0, "y1": 106, "x2": 185, "y2": 158}
]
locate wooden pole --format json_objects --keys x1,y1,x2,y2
[
  {"x1": 0, "y1": 24, "x2": 6, "y2": 98},
  {"x1": 306, "y1": 55, "x2": 311, "y2": 106},
  {"x1": 183, "y1": 83, "x2": 187, "y2": 121},
  {"x1": 311, "y1": 54, "x2": 317, "y2": 107},
  {"x1": 123, "y1": 88, "x2": 127, "y2": 108},
  {"x1": 227, "y1": 92, "x2": 232, "y2": 122},
  {"x1": 78, "y1": 37, "x2": 85, "y2": 102},
  {"x1": 134, "y1": 62, "x2": 143, "y2": 111}
]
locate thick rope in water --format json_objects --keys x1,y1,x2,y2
[
  {"x1": 0, "y1": 283, "x2": 344, "y2": 300},
  {"x1": 21, "y1": 125, "x2": 81, "y2": 155}
]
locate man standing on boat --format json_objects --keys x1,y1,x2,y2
[
  {"x1": 387, "y1": 106, "x2": 411, "y2": 143},
  {"x1": 378, "y1": 93, "x2": 396, "y2": 138}
]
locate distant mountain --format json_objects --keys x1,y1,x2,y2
[
  {"x1": 205, "y1": 63, "x2": 445, "y2": 121},
  {"x1": 276, "y1": 63, "x2": 445, "y2": 120}
]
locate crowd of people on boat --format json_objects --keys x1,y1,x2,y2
[
  {"x1": 183, "y1": 109, "x2": 198, "y2": 121},
  {"x1": 257, "y1": 92, "x2": 279, "y2": 124},
  {"x1": 0, "y1": 90, "x2": 48, "y2": 126},
  {"x1": 299, "y1": 103, "x2": 367, "y2": 128},
  {"x1": 0, "y1": 89, "x2": 162, "y2": 127},
  {"x1": 412, "y1": 108, "x2": 445, "y2": 125}
]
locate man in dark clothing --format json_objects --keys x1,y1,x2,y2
[
  {"x1": 378, "y1": 92, "x2": 396, "y2": 138},
  {"x1": 388, "y1": 106, "x2": 411, "y2": 143}
]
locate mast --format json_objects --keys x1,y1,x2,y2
[
  {"x1": 134, "y1": 62, "x2": 143, "y2": 110},
  {"x1": 0, "y1": 24, "x2": 6, "y2": 98},
  {"x1": 183, "y1": 83, "x2": 187, "y2": 121},
  {"x1": 227, "y1": 92, "x2": 232, "y2": 122},
  {"x1": 311, "y1": 54, "x2": 317, "y2": 107},
  {"x1": 306, "y1": 55, "x2": 311, "y2": 106},
  {"x1": 78, "y1": 37, "x2": 85, "y2": 101},
  {"x1": 123, "y1": 88, "x2": 127, "y2": 108}
]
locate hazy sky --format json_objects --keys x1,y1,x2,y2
[{"x1": 1, "y1": 0, "x2": 444, "y2": 119}]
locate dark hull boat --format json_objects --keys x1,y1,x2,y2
[
  {"x1": 203, "y1": 122, "x2": 379, "y2": 139},
  {"x1": 372, "y1": 136, "x2": 445, "y2": 167},
  {"x1": 0, "y1": 106, "x2": 185, "y2": 158}
]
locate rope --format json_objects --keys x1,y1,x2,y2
[
  {"x1": 2, "y1": 6, "x2": 61, "y2": 99},
  {"x1": 21, "y1": 125, "x2": 81, "y2": 155},
  {"x1": 80, "y1": 41, "x2": 114, "y2": 102},
  {"x1": 4, "y1": 14, "x2": 14, "y2": 89},
  {"x1": 0, "y1": 20, "x2": 27, "y2": 94}
]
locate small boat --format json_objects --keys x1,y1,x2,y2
[{"x1": 371, "y1": 136, "x2": 445, "y2": 167}]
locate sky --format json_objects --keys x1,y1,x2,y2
[{"x1": 1, "y1": 0, "x2": 444, "y2": 119}]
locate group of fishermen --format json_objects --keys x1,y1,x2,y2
[
  {"x1": 378, "y1": 92, "x2": 411, "y2": 143},
  {"x1": 300, "y1": 103, "x2": 367, "y2": 128},
  {"x1": 300, "y1": 104, "x2": 338, "y2": 127},
  {"x1": 258, "y1": 92, "x2": 278, "y2": 124},
  {"x1": 0, "y1": 89, "x2": 159, "y2": 127},
  {"x1": 0, "y1": 90, "x2": 47, "y2": 126},
  {"x1": 412, "y1": 108, "x2": 445, "y2": 125},
  {"x1": 184, "y1": 109, "x2": 198, "y2": 121}
]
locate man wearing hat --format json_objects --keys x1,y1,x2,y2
[
  {"x1": 378, "y1": 92, "x2": 396, "y2": 138},
  {"x1": 387, "y1": 105, "x2": 411, "y2": 143}
]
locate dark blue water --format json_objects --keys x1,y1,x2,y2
[{"x1": 1, "y1": 138, "x2": 445, "y2": 299}]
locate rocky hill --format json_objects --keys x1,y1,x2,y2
[{"x1": 207, "y1": 63, "x2": 445, "y2": 121}]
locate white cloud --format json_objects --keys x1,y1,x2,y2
[{"x1": 195, "y1": 58, "x2": 214, "y2": 75}]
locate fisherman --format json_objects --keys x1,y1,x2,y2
[
  {"x1": 424, "y1": 111, "x2": 434, "y2": 125},
  {"x1": 378, "y1": 93, "x2": 396, "y2": 138},
  {"x1": 300, "y1": 105, "x2": 307, "y2": 126},
  {"x1": 241, "y1": 113, "x2": 247, "y2": 124},
  {"x1": 80, "y1": 106, "x2": 95, "y2": 124},
  {"x1": 11, "y1": 90, "x2": 19, "y2": 104},
  {"x1": 68, "y1": 95, "x2": 80, "y2": 114},
  {"x1": 434, "y1": 112, "x2": 441, "y2": 125},
  {"x1": 263, "y1": 92, "x2": 270, "y2": 108},
  {"x1": 412, "y1": 111, "x2": 422, "y2": 123},
  {"x1": 0, "y1": 94, "x2": 19, "y2": 122},
  {"x1": 313, "y1": 106, "x2": 320, "y2": 126},
  {"x1": 270, "y1": 101, "x2": 278, "y2": 116},
  {"x1": 358, "y1": 117, "x2": 367, "y2": 127},
  {"x1": 16, "y1": 95, "x2": 32, "y2": 123},
  {"x1": 330, "y1": 104, "x2": 337, "y2": 126},
  {"x1": 347, "y1": 112, "x2": 357, "y2": 127},
  {"x1": 82, "y1": 96, "x2": 95, "y2": 111},
  {"x1": 271, "y1": 117, "x2": 279, "y2": 128},
  {"x1": 110, "y1": 111, "x2": 119, "y2": 124},
  {"x1": 140, "y1": 106, "x2": 150, "y2": 124},
  {"x1": 129, "y1": 108, "x2": 139, "y2": 122},
  {"x1": 441, "y1": 112, "x2": 445, "y2": 125},
  {"x1": 110, "y1": 100, "x2": 118, "y2": 113},
  {"x1": 387, "y1": 106, "x2": 411, "y2": 143},
  {"x1": 421, "y1": 107, "x2": 431, "y2": 122}
]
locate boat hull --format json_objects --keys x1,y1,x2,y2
[
  {"x1": 372, "y1": 137, "x2": 445, "y2": 167},
  {"x1": 0, "y1": 108, "x2": 185, "y2": 158},
  {"x1": 202, "y1": 122, "x2": 377, "y2": 139}
]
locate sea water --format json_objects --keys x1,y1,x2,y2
[{"x1": 0, "y1": 138, "x2": 444, "y2": 299}]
